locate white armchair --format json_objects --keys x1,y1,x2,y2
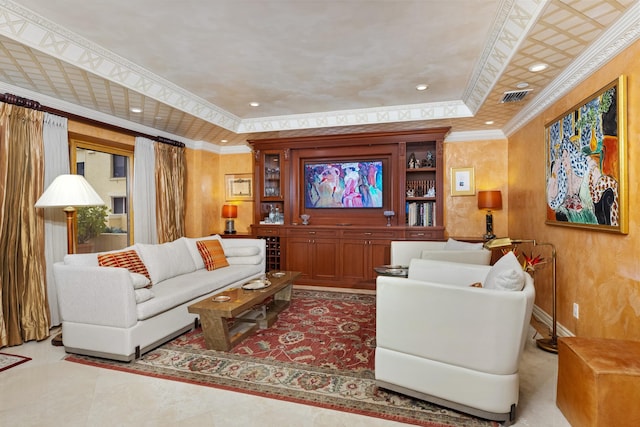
[
  {"x1": 390, "y1": 238, "x2": 491, "y2": 266},
  {"x1": 375, "y1": 253, "x2": 535, "y2": 425}
]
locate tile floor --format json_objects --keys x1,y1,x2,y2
[{"x1": 0, "y1": 321, "x2": 571, "y2": 426}]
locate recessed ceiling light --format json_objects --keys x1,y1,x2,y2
[
  {"x1": 221, "y1": 139, "x2": 228, "y2": 143},
  {"x1": 416, "y1": 83, "x2": 429, "y2": 91},
  {"x1": 130, "y1": 107, "x2": 143, "y2": 113},
  {"x1": 528, "y1": 63, "x2": 548, "y2": 72},
  {"x1": 516, "y1": 82, "x2": 529, "y2": 89},
  {"x1": 485, "y1": 120, "x2": 494, "y2": 125},
  {"x1": 249, "y1": 102, "x2": 260, "y2": 107}
]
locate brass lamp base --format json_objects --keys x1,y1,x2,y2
[{"x1": 536, "y1": 337, "x2": 558, "y2": 353}]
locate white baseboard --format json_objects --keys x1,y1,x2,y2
[{"x1": 532, "y1": 304, "x2": 574, "y2": 338}]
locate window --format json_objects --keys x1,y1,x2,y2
[
  {"x1": 112, "y1": 196, "x2": 127, "y2": 214},
  {"x1": 71, "y1": 139, "x2": 133, "y2": 250},
  {"x1": 112, "y1": 155, "x2": 127, "y2": 178}
]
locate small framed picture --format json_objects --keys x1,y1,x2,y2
[
  {"x1": 225, "y1": 173, "x2": 253, "y2": 201},
  {"x1": 450, "y1": 167, "x2": 475, "y2": 196}
]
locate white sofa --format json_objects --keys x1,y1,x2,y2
[
  {"x1": 390, "y1": 238, "x2": 492, "y2": 266},
  {"x1": 53, "y1": 235, "x2": 266, "y2": 361},
  {"x1": 375, "y1": 253, "x2": 535, "y2": 425}
]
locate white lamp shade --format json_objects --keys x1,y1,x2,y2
[{"x1": 35, "y1": 174, "x2": 105, "y2": 208}]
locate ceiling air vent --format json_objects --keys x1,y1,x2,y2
[{"x1": 500, "y1": 89, "x2": 533, "y2": 103}]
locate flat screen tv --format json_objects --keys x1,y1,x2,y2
[{"x1": 303, "y1": 160, "x2": 383, "y2": 208}]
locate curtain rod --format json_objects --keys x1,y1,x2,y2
[{"x1": 1, "y1": 92, "x2": 186, "y2": 148}]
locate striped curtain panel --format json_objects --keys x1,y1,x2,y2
[{"x1": 154, "y1": 142, "x2": 186, "y2": 243}]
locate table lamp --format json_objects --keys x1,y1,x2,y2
[
  {"x1": 35, "y1": 174, "x2": 105, "y2": 254},
  {"x1": 477, "y1": 190, "x2": 502, "y2": 240},
  {"x1": 222, "y1": 204, "x2": 238, "y2": 234}
]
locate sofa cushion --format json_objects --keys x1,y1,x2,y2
[
  {"x1": 444, "y1": 238, "x2": 484, "y2": 250},
  {"x1": 224, "y1": 246, "x2": 260, "y2": 257},
  {"x1": 136, "y1": 239, "x2": 197, "y2": 284},
  {"x1": 97, "y1": 250, "x2": 151, "y2": 282},
  {"x1": 130, "y1": 272, "x2": 151, "y2": 289},
  {"x1": 197, "y1": 239, "x2": 230, "y2": 270},
  {"x1": 183, "y1": 235, "x2": 222, "y2": 270},
  {"x1": 484, "y1": 251, "x2": 525, "y2": 291},
  {"x1": 134, "y1": 288, "x2": 154, "y2": 304}
]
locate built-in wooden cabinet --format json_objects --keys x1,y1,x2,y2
[{"x1": 248, "y1": 128, "x2": 449, "y2": 287}]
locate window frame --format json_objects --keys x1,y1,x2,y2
[{"x1": 69, "y1": 138, "x2": 134, "y2": 246}]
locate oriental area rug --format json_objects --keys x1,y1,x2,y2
[{"x1": 66, "y1": 289, "x2": 496, "y2": 427}]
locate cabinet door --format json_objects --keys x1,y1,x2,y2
[
  {"x1": 286, "y1": 237, "x2": 312, "y2": 282},
  {"x1": 312, "y1": 238, "x2": 340, "y2": 282},
  {"x1": 370, "y1": 239, "x2": 391, "y2": 272},
  {"x1": 340, "y1": 239, "x2": 368, "y2": 283}
]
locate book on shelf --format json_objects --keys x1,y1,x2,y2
[{"x1": 406, "y1": 201, "x2": 436, "y2": 227}]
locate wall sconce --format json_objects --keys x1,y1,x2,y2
[
  {"x1": 477, "y1": 190, "x2": 502, "y2": 240},
  {"x1": 222, "y1": 204, "x2": 238, "y2": 234}
]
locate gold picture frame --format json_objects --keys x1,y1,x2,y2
[
  {"x1": 545, "y1": 75, "x2": 628, "y2": 234},
  {"x1": 225, "y1": 173, "x2": 253, "y2": 201},
  {"x1": 450, "y1": 167, "x2": 475, "y2": 196}
]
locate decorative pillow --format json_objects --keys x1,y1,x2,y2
[
  {"x1": 183, "y1": 235, "x2": 222, "y2": 269},
  {"x1": 444, "y1": 238, "x2": 484, "y2": 251},
  {"x1": 197, "y1": 239, "x2": 230, "y2": 271},
  {"x1": 483, "y1": 251, "x2": 525, "y2": 291},
  {"x1": 136, "y1": 239, "x2": 197, "y2": 284},
  {"x1": 224, "y1": 246, "x2": 260, "y2": 257},
  {"x1": 97, "y1": 250, "x2": 151, "y2": 282},
  {"x1": 469, "y1": 282, "x2": 483, "y2": 288},
  {"x1": 129, "y1": 272, "x2": 151, "y2": 289},
  {"x1": 134, "y1": 288, "x2": 154, "y2": 304}
]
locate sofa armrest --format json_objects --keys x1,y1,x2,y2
[
  {"x1": 220, "y1": 238, "x2": 266, "y2": 270},
  {"x1": 376, "y1": 274, "x2": 535, "y2": 375},
  {"x1": 53, "y1": 263, "x2": 138, "y2": 328},
  {"x1": 408, "y1": 258, "x2": 491, "y2": 286}
]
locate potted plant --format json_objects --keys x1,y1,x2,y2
[{"x1": 77, "y1": 205, "x2": 110, "y2": 252}]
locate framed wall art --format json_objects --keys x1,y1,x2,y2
[
  {"x1": 545, "y1": 75, "x2": 628, "y2": 234},
  {"x1": 225, "y1": 173, "x2": 253, "y2": 201},
  {"x1": 450, "y1": 167, "x2": 475, "y2": 196}
]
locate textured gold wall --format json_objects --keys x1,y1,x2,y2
[
  {"x1": 184, "y1": 151, "x2": 254, "y2": 237},
  {"x1": 444, "y1": 139, "x2": 508, "y2": 239},
  {"x1": 509, "y1": 38, "x2": 640, "y2": 340}
]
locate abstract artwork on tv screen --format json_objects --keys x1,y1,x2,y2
[{"x1": 304, "y1": 160, "x2": 383, "y2": 208}]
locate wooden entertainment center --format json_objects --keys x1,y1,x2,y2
[{"x1": 249, "y1": 127, "x2": 449, "y2": 287}]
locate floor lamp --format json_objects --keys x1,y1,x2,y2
[
  {"x1": 35, "y1": 174, "x2": 105, "y2": 346},
  {"x1": 484, "y1": 237, "x2": 558, "y2": 353},
  {"x1": 35, "y1": 174, "x2": 106, "y2": 254}
]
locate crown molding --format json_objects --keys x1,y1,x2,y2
[
  {"x1": 445, "y1": 129, "x2": 506, "y2": 143},
  {"x1": 503, "y1": 1, "x2": 640, "y2": 136}
]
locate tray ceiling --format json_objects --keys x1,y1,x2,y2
[{"x1": 0, "y1": 0, "x2": 638, "y2": 149}]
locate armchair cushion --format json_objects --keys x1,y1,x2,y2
[
  {"x1": 484, "y1": 251, "x2": 525, "y2": 291},
  {"x1": 444, "y1": 238, "x2": 484, "y2": 250}
]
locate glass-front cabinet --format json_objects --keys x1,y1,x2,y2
[
  {"x1": 255, "y1": 149, "x2": 286, "y2": 226},
  {"x1": 263, "y1": 152, "x2": 281, "y2": 198}
]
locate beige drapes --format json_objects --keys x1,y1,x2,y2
[
  {"x1": 0, "y1": 103, "x2": 50, "y2": 347},
  {"x1": 154, "y1": 143, "x2": 186, "y2": 243}
]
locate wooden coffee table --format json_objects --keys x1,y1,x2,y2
[{"x1": 188, "y1": 271, "x2": 301, "y2": 351}]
